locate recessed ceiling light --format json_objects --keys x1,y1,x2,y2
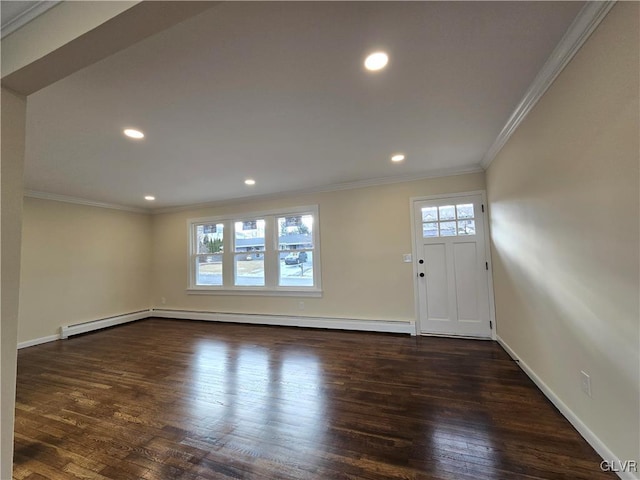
[
  {"x1": 391, "y1": 154, "x2": 405, "y2": 162},
  {"x1": 364, "y1": 51, "x2": 389, "y2": 71},
  {"x1": 124, "y1": 128, "x2": 144, "y2": 139},
  {"x1": 244, "y1": 179, "x2": 256, "y2": 186},
  {"x1": 144, "y1": 195, "x2": 155, "y2": 201}
]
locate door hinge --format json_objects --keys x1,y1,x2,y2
[
  {"x1": 481, "y1": 204, "x2": 485, "y2": 213},
  {"x1": 485, "y1": 262, "x2": 489, "y2": 270},
  {"x1": 490, "y1": 321, "x2": 493, "y2": 330}
]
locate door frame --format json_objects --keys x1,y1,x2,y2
[{"x1": 409, "y1": 190, "x2": 497, "y2": 339}]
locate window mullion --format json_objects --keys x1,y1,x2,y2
[
  {"x1": 222, "y1": 220, "x2": 234, "y2": 288},
  {"x1": 264, "y1": 215, "x2": 277, "y2": 289}
]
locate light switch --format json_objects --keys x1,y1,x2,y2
[{"x1": 403, "y1": 254, "x2": 412, "y2": 263}]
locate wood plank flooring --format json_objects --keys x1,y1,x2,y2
[{"x1": 14, "y1": 319, "x2": 614, "y2": 480}]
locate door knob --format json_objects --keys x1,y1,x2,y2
[
  {"x1": 419, "y1": 259, "x2": 424, "y2": 264},
  {"x1": 419, "y1": 273, "x2": 425, "y2": 277}
]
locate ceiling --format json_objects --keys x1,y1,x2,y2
[
  {"x1": 22, "y1": 1, "x2": 584, "y2": 210},
  {"x1": 1, "y1": 1, "x2": 59, "y2": 38}
]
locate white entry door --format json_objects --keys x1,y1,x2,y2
[{"x1": 413, "y1": 194, "x2": 492, "y2": 338}]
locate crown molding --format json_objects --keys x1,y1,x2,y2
[
  {"x1": 1, "y1": 1, "x2": 61, "y2": 39},
  {"x1": 480, "y1": 1, "x2": 616, "y2": 169},
  {"x1": 24, "y1": 190, "x2": 151, "y2": 214},
  {"x1": 24, "y1": 165, "x2": 483, "y2": 216},
  {"x1": 25, "y1": 165, "x2": 483, "y2": 216},
  {"x1": 152, "y1": 165, "x2": 484, "y2": 215}
]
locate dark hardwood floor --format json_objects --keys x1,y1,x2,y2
[{"x1": 13, "y1": 319, "x2": 613, "y2": 480}]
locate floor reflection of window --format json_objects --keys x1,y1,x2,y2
[
  {"x1": 278, "y1": 352, "x2": 325, "y2": 447},
  {"x1": 236, "y1": 346, "x2": 269, "y2": 422},
  {"x1": 191, "y1": 340, "x2": 326, "y2": 464},
  {"x1": 190, "y1": 340, "x2": 229, "y2": 421}
]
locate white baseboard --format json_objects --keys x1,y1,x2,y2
[
  {"x1": 151, "y1": 309, "x2": 415, "y2": 335},
  {"x1": 17, "y1": 334, "x2": 61, "y2": 349},
  {"x1": 21, "y1": 309, "x2": 413, "y2": 350},
  {"x1": 60, "y1": 309, "x2": 152, "y2": 339},
  {"x1": 497, "y1": 335, "x2": 639, "y2": 480}
]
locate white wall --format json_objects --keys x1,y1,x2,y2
[
  {"x1": 151, "y1": 173, "x2": 485, "y2": 324},
  {"x1": 16, "y1": 173, "x2": 485, "y2": 344},
  {"x1": 18, "y1": 198, "x2": 152, "y2": 343},
  {"x1": 1, "y1": 87, "x2": 26, "y2": 480},
  {"x1": 486, "y1": 2, "x2": 639, "y2": 468}
]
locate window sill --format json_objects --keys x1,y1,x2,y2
[{"x1": 186, "y1": 287, "x2": 323, "y2": 298}]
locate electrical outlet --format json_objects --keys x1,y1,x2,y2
[
  {"x1": 161, "y1": 297, "x2": 166, "y2": 305},
  {"x1": 298, "y1": 301, "x2": 305, "y2": 311},
  {"x1": 580, "y1": 371, "x2": 591, "y2": 397}
]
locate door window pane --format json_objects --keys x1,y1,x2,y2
[
  {"x1": 234, "y1": 254, "x2": 264, "y2": 286},
  {"x1": 421, "y1": 207, "x2": 438, "y2": 222},
  {"x1": 421, "y1": 202, "x2": 478, "y2": 238},
  {"x1": 422, "y1": 222, "x2": 438, "y2": 238},
  {"x1": 440, "y1": 221, "x2": 457, "y2": 237},
  {"x1": 438, "y1": 205, "x2": 455, "y2": 221},
  {"x1": 456, "y1": 204, "x2": 474, "y2": 219},
  {"x1": 458, "y1": 220, "x2": 476, "y2": 236}
]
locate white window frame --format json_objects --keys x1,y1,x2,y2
[{"x1": 187, "y1": 205, "x2": 322, "y2": 297}]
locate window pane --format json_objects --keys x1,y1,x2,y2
[
  {"x1": 456, "y1": 204, "x2": 474, "y2": 219},
  {"x1": 422, "y1": 222, "x2": 438, "y2": 238},
  {"x1": 440, "y1": 221, "x2": 457, "y2": 236},
  {"x1": 196, "y1": 254, "x2": 223, "y2": 286},
  {"x1": 234, "y1": 219, "x2": 265, "y2": 252},
  {"x1": 278, "y1": 215, "x2": 314, "y2": 250},
  {"x1": 457, "y1": 220, "x2": 476, "y2": 236},
  {"x1": 234, "y1": 254, "x2": 264, "y2": 286},
  {"x1": 438, "y1": 205, "x2": 455, "y2": 221},
  {"x1": 421, "y1": 207, "x2": 438, "y2": 222},
  {"x1": 279, "y1": 251, "x2": 313, "y2": 287},
  {"x1": 196, "y1": 223, "x2": 224, "y2": 255}
]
